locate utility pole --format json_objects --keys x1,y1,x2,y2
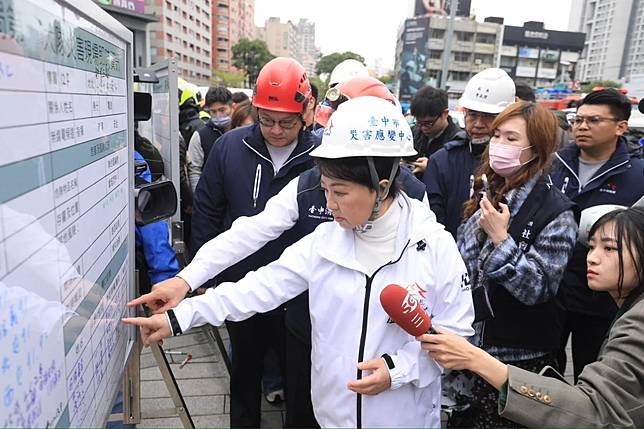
[{"x1": 439, "y1": 0, "x2": 458, "y2": 89}]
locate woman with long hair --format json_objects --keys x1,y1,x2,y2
[
  {"x1": 420, "y1": 207, "x2": 644, "y2": 427},
  {"x1": 452, "y1": 101, "x2": 578, "y2": 427}
]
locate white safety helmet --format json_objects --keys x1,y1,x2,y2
[
  {"x1": 458, "y1": 68, "x2": 515, "y2": 114},
  {"x1": 311, "y1": 96, "x2": 416, "y2": 159},
  {"x1": 328, "y1": 59, "x2": 370, "y2": 87},
  {"x1": 578, "y1": 204, "x2": 628, "y2": 246},
  {"x1": 311, "y1": 96, "x2": 416, "y2": 231}
]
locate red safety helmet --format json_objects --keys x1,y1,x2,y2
[
  {"x1": 328, "y1": 76, "x2": 397, "y2": 106},
  {"x1": 252, "y1": 57, "x2": 311, "y2": 113}
]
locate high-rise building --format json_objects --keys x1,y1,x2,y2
[
  {"x1": 212, "y1": 0, "x2": 255, "y2": 72},
  {"x1": 394, "y1": 15, "x2": 503, "y2": 101},
  {"x1": 569, "y1": 0, "x2": 644, "y2": 81},
  {"x1": 296, "y1": 19, "x2": 319, "y2": 76},
  {"x1": 491, "y1": 19, "x2": 585, "y2": 88},
  {"x1": 146, "y1": 0, "x2": 212, "y2": 86},
  {"x1": 262, "y1": 17, "x2": 298, "y2": 58}
]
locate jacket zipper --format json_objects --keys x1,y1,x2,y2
[
  {"x1": 252, "y1": 163, "x2": 261, "y2": 208},
  {"x1": 555, "y1": 153, "x2": 629, "y2": 193},
  {"x1": 242, "y1": 138, "x2": 316, "y2": 176},
  {"x1": 355, "y1": 240, "x2": 410, "y2": 428}
]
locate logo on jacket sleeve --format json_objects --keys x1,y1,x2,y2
[{"x1": 307, "y1": 205, "x2": 333, "y2": 220}]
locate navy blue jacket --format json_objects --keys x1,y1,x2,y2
[
  {"x1": 551, "y1": 138, "x2": 644, "y2": 317},
  {"x1": 191, "y1": 123, "x2": 320, "y2": 284},
  {"x1": 422, "y1": 137, "x2": 486, "y2": 238}
]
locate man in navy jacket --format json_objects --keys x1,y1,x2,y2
[
  {"x1": 191, "y1": 57, "x2": 318, "y2": 428},
  {"x1": 551, "y1": 89, "x2": 644, "y2": 380}
]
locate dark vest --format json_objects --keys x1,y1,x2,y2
[
  {"x1": 286, "y1": 167, "x2": 428, "y2": 344},
  {"x1": 482, "y1": 174, "x2": 578, "y2": 352},
  {"x1": 196, "y1": 121, "x2": 224, "y2": 166}
]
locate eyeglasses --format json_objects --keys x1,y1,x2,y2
[
  {"x1": 465, "y1": 111, "x2": 497, "y2": 122},
  {"x1": 258, "y1": 116, "x2": 300, "y2": 130},
  {"x1": 416, "y1": 117, "x2": 440, "y2": 128},
  {"x1": 567, "y1": 115, "x2": 620, "y2": 128}
]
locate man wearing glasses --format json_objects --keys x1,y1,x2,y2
[
  {"x1": 189, "y1": 57, "x2": 319, "y2": 428},
  {"x1": 552, "y1": 88, "x2": 644, "y2": 382},
  {"x1": 407, "y1": 86, "x2": 465, "y2": 177},
  {"x1": 422, "y1": 68, "x2": 516, "y2": 238}
]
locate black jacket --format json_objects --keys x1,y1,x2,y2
[
  {"x1": 410, "y1": 116, "x2": 466, "y2": 160},
  {"x1": 550, "y1": 138, "x2": 644, "y2": 317}
]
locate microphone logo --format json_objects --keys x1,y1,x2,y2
[{"x1": 401, "y1": 293, "x2": 418, "y2": 314}]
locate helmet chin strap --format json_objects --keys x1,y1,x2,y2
[{"x1": 355, "y1": 157, "x2": 401, "y2": 233}]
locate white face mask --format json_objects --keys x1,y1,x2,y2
[{"x1": 471, "y1": 136, "x2": 491, "y2": 145}]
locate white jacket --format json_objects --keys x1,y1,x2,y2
[
  {"x1": 179, "y1": 175, "x2": 432, "y2": 290},
  {"x1": 173, "y1": 194, "x2": 474, "y2": 428}
]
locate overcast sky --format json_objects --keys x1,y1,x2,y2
[{"x1": 254, "y1": 0, "x2": 573, "y2": 72}]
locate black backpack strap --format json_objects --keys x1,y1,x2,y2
[{"x1": 508, "y1": 174, "x2": 577, "y2": 253}]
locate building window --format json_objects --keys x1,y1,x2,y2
[
  {"x1": 474, "y1": 53, "x2": 494, "y2": 64},
  {"x1": 166, "y1": 17, "x2": 172, "y2": 26},
  {"x1": 476, "y1": 33, "x2": 495, "y2": 44},
  {"x1": 454, "y1": 52, "x2": 471, "y2": 62},
  {"x1": 429, "y1": 50, "x2": 442, "y2": 59},
  {"x1": 456, "y1": 31, "x2": 473, "y2": 42},
  {"x1": 500, "y1": 56, "x2": 516, "y2": 67},
  {"x1": 450, "y1": 71, "x2": 470, "y2": 81},
  {"x1": 430, "y1": 29, "x2": 445, "y2": 39},
  {"x1": 166, "y1": 33, "x2": 172, "y2": 42}
]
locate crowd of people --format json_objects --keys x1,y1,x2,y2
[{"x1": 125, "y1": 56, "x2": 644, "y2": 428}]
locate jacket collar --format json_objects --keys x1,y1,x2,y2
[
  {"x1": 316, "y1": 193, "x2": 444, "y2": 274},
  {"x1": 241, "y1": 123, "x2": 320, "y2": 178},
  {"x1": 555, "y1": 137, "x2": 632, "y2": 194}
]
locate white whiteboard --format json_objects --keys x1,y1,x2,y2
[{"x1": 0, "y1": 0, "x2": 135, "y2": 427}]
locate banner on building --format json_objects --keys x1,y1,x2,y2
[
  {"x1": 96, "y1": 0, "x2": 145, "y2": 14},
  {"x1": 398, "y1": 17, "x2": 430, "y2": 102},
  {"x1": 414, "y1": 0, "x2": 472, "y2": 17}
]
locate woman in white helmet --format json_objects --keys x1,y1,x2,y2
[{"x1": 123, "y1": 96, "x2": 475, "y2": 428}]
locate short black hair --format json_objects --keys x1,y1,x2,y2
[
  {"x1": 578, "y1": 88, "x2": 631, "y2": 121},
  {"x1": 514, "y1": 82, "x2": 536, "y2": 102},
  {"x1": 205, "y1": 86, "x2": 232, "y2": 106},
  {"x1": 410, "y1": 86, "x2": 447, "y2": 118},
  {"x1": 232, "y1": 91, "x2": 250, "y2": 104},
  {"x1": 310, "y1": 82, "x2": 318, "y2": 102},
  {"x1": 316, "y1": 157, "x2": 401, "y2": 196}
]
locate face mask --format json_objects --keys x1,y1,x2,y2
[
  {"x1": 489, "y1": 143, "x2": 534, "y2": 177},
  {"x1": 470, "y1": 136, "x2": 490, "y2": 145},
  {"x1": 211, "y1": 115, "x2": 231, "y2": 129}
]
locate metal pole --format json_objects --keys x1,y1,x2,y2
[{"x1": 440, "y1": 0, "x2": 458, "y2": 89}]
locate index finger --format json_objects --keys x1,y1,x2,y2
[
  {"x1": 127, "y1": 294, "x2": 157, "y2": 308},
  {"x1": 122, "y1": 316, "x2": 156, "y2": 328}
]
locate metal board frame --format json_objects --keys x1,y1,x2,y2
[{"x1": 45, "y1": 0, "x2": 136, "y2": 427}]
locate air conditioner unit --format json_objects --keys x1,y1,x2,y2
[{"x1": 474, "y1": 59, "x2": 482, "y2": 65}]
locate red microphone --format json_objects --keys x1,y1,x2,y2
[{"x1": 380, "y1": 284, "x2": 437, "y2": 336}]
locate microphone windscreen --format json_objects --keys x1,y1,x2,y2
[{"x1": 380, "y1": 284, "x2": 431, "y2": 337}]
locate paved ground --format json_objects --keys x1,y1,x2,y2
[
  {"x1": 135, "y1": 326, "x2": 575, "y2": 428},
  {"x1": 137, "y1": 327, "x2": 285, "y2": 428}
]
